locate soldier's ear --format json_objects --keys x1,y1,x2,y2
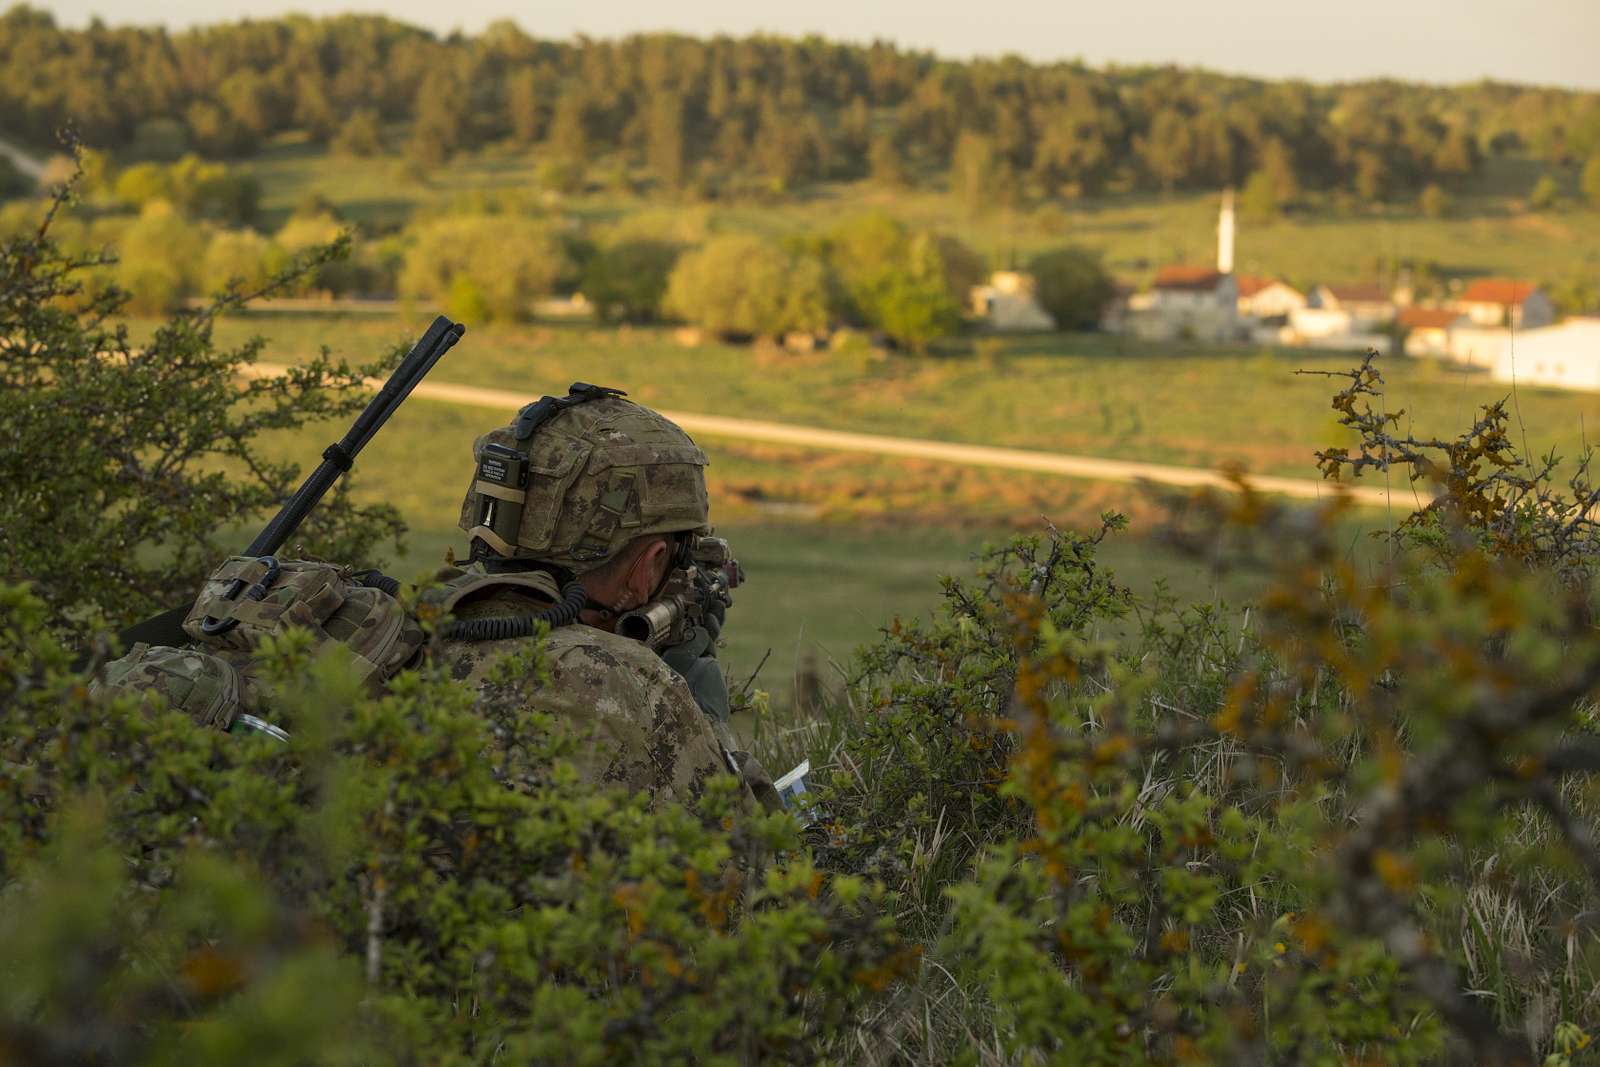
[{"x1": 628, "y1": 537, "x2": 674, "y2": 600}]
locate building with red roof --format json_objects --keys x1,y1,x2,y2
[
  {"x1": 1397, "y1": 306, "x2": 1464, "y2": 358},
  {"x1": 1451, "y1": 278, "x2": 1555, "y2": 330}
]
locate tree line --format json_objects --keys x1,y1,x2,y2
[
  {"x1": 0, "y1": 153, "x2": 1112, "y2": 349},
  {"x1": 3, "y1": 5, "x2": 1598, "y2": 205}
]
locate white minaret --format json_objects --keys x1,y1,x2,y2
[{"x1": 1217, "y1": 188, "x2": 1235, "y2": 275}]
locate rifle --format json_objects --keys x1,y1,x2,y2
[
  {"x1": 111, "y1": 315, "x2": 466, "y2": 652},
  {"x1": 616, "y1": 533, "x2": 742, "y2": 650}
]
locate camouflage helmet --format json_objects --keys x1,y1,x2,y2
[{"x1": 459, "y1": 383, "x2": 710, "y2": 574}]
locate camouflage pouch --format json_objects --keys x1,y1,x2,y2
[
  {"x1": 182, "y1": 556, "x2": 423, "y2": 685},
  {"x1": 90, "y1": 642, "x2": 251, "y2": 731}
]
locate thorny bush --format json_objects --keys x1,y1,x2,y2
[
  {"x1": 0, "y1": 588, "x2": 912, "y2": 1065},
  {"x1": 0, "y1": 160, "x2": 404, "y2": 641}
]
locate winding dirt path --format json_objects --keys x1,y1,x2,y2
[
  {"x1": 247, "y1": 362, "x2": 1423, "y2": 509},
  {"x1": 0, "y1": 135, "x2": 45, "y2": 181}
]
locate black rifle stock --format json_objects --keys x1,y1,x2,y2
[{"x1": 110, "y1": 315, "x2": 466, "y2": 652}]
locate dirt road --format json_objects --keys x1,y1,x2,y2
[
  {"x1": 248, "y1": 362, "x2": 1421, "y2": 509},
  {"x1": 0, "y1": 135, "x2": 45, "y2": 181}
]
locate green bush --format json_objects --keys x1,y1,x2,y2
[
  {"x1": 400, "y1": 214, "x2": 576, "y2": 322},
  {"x1": 0, "y1": 586, "x2": 912, "y2": 1064},
  {"x1": 115, "y1": 201, "x2": 205, "y2": 312},
  {"x1": 664, "y1": 233, "x2": 829, "y2": 338},
  {"x1": 0, "y1": 188, "x2": 401, "y2": 639},
  {"x1": 582, "y1": 237, "x2": 682, "y2": 323},
  {"x1": 824, "y1": 214, "x2": 965, "y2": 351},
  {"x1": 111, "y1": 155, "x2": 259, "y2": 226},
  {"x1": 202, "y1": 227, "x2": 275, "y2": 295},
  {"x1": 331, "y1": 109, "x2": 384, "y2": 158},
  {"x1": 1530, "y1": 174, "x2": 1562, "y2": 210},
  {"x1": 1026, "y1": 246, "x2": 1115, "y2": 331},
  {"x1": 1419, "y1": 182, "x2": 1452, "y2": 219}
]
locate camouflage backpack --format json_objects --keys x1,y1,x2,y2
[{"x1": 92, "y1": 555, "x2": 424, "y2": 739}]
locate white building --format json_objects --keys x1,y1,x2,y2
[
  {"x1": 1309, "y1": 283, "x2": 1396, "y2": 328},
  {"x1": 1126, "y1": 266, "x2": 1240, "y2": 342},
  {"x1": 971, "y1": 271, "x2": 1057, "y2": 332},
  {"x1": 1490, "y1": 318, "x2": 1600, "y2": 391},
  {"x1": 1237, "y1": 276, "x2": 1306, "y2": 320},
  {"x1": 1449, "y1": 325, "x2": 1513, "y2": 368}
]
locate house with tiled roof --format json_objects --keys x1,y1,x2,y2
[
  {"x1": 1452, "y1": 278, "x2": 1555, "y2": 330},
  {"x1": 1397, "y1": 306, "x2": 1462, "y2": 358},
  {"x1": 1309, "y1": 282, "x2": 1396, "y2": 327},
  {"x1": 1123, "y1": 265, "x2": 1240, "y2": 342}
]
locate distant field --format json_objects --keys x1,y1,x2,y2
[
  {"x1": 246, "y1": 144, "x2": 1600, "y2": 288},
  {"x1": 202, "y1": 312, "x2": 1600, "y2": 495}
]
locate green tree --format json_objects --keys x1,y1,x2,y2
[
  {"x1": 646, "y1": 92, "x2": 687, "y2": 192},
  {"x1": 407, "y1": 70, "x2": 464, "y2": 167},
  {"x1": 950, "y1": 131, "x2": 1014, "y2": 217},
  {"x1": 824, "y1": 213, "x2": 964, "y2": 349},
  {"x1": 201, "y1": 228, "x2": 274, "y2": 294},
  {"x1": 1529, "y1": 173, "x2": 1562, "y2": 210},
  {"x1": 505, "y1": 68, "x2": 542, "y2": 146},
  {"x1": 331, "y1": 109, "x2": 384, "y2": 157},
  {"x1": 581, "y1": 238, "x2": 681, "y2": 323},
  {"x1": 1418, "y1": 182, "x2": 1452, "y2": 218},
  {"x1": 1026, "y1": 245, "x2": 1114, "y2": 331},
  {"x1": 1240, "y1": 168, "x2": 1282, "y2": 222},
  {"x1": 1581, "y1": 154, "x2": 1600, "y2": 210},
  {"x1": 128, "y1": 117, "x2": 190, "y2": 162},
  {"x1": 664, "y1": 233, "x2": 829, "y2": 337},
  {"x1": 868, "y1": 132, "x2": 908, "y2": 189},
  {"x1": 116, "y1": 201, "x2": 205, "y2": 313},
  {"x1": 869, "y1": 233, "x2": 964, "y2": 352},
  {"x1": 399, "y1": 214, "x2": 575, "y2": 322},
  {"x1": 0, "y1": 185, "x2": 401, "y2": 637},
  {"x1": 548, "y1": 92, "x2": 591, "y2": 165}
]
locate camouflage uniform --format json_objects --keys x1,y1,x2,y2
[
  {"x1": 438, "y1": 386, "x2": 774, "y2": 808},
  {"x1": 435, "y1": 578, "x2": 734, "y2": 805}
]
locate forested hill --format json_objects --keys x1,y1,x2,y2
[{"x1": 2, "y1": 4, "x2": 1597, "y2": 202}]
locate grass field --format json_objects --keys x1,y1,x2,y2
[
  {"x1": 204, "y1": 311, "x2": 1600, "y2": 492},
  {"x1": 246, "y1": 141, "x2": 1600, "y2": 289}
]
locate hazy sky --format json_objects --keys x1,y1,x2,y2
[{"x1": 41, "y1": 0, "x2": 1600, "y2": 91}]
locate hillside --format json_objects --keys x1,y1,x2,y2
[{"x1": 2, "y1": 7, "x2": 1597, "y2": 207}]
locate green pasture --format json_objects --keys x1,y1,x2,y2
[
  {"x1": 206, "y1": 311, "x2": 1600, "y2": 485},
  {"x1": 247, "y1": 143, "x2": 1600, "y2": 288}
]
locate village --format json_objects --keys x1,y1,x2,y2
[{"x1": 974, "y1": 191, "x2": 1600, "y2": 392}]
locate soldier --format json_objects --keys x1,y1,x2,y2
[{"x1": 428, "y1": 383, "x2": 775, "y2": 809}]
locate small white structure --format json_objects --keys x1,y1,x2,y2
[
  {"x1": 1454, "y1": 279, "x2": 1556, "y2": 330},
  {"x1": 1490, "y1": 318, "x2": 1600, "y2": 391},
  {"x1": 1280, "y1": 306, "x2": 1392, "y2": 354},
  {"x1": 1398, "y1": 307, "x2": 1461, "y2": 358},
  {"x1": 1236, "y1": 275, "x2": 1306, "y2": 320},
  {"x1": 971, "y1": 271, "x2": 1056, "y2": 332}
]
